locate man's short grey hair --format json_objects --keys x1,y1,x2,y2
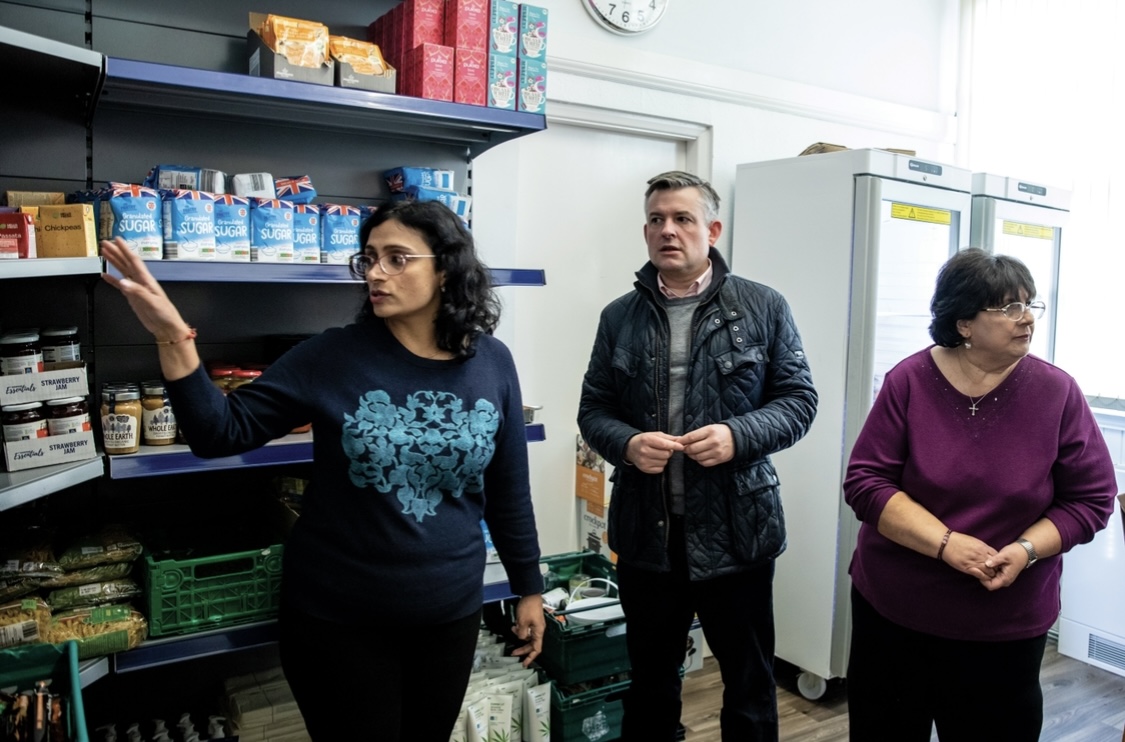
[{"x1": 645, "y1": 170, "x2": 721, "y2": 223}]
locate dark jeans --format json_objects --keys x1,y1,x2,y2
[
  {"x1": 278, "y1": 601, "x2": 482, "y2": 742},
  {"x1": 616, "y1": 515, "x2": 779, "y2": 742},
  {"x1": 847, "y1": 586, "x2": 1047, "y2": 742}
]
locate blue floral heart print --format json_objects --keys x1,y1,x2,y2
[{"x1": 342, "y1": 389, "x2": 499, "y2": 522}]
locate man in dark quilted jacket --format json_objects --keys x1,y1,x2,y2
[{"x1": 578, "y1": 170, "x2": 818, "y2": 742}]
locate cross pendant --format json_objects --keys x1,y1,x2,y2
[{"x1": 969, "y1": 402, "x2": 979, "y2": 416}]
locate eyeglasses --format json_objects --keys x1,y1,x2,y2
[
  {"x1": 983, "y1": 301, "x2": 1046, "y2": 321},
  {"x1": 349, "y1": 253, "x2": 437, "y2": 278}
]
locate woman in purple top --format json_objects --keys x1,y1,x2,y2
[{"x1": 843, "y1": 248, "x2": 1116, "y2": 741}]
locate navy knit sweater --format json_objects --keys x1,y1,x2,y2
[{"x1": 166, "y1": 319, "x2": 543, "y2": 624}]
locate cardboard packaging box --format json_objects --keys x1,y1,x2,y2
[
  {"x1": 454, "y1": 47, "x2": 488, "y2": 106},
  {"x1": 490, "y1": 0, "x2": 520, "y2": 56},
  {"x1": 518, "y1": 4, "x2": 548, "y2": 60},
  {"x1": 335, "y1": 56, "x2": 396, "y2": 92},
  {"x1": 445, "y1": 0, "x2": 489, "y2": 51},
  {"x1": 0, "y1": 362, "x2": 89, "y2": 407},
  {"x1": 0, "y1": 212, "x2": 37, "y2": 259},
  {"x1": 487, "y1": 53, "x2": 517, "y2": 110},
  {"x1": 5, "y1": 192, "x2": 65, "y2": 207},
  {"x1": 3, "y1": 430, "x2": 98, "y2": 473},
  {"x1": 247, "y1": 13, "x2": 334, "y2": 87},
  {"x1": 0, "y1": 361, "x2": 96, "y2": 471},
  {"x1": 403, "y1": 0, "x2": 445, "y2": 51},
  {"x1": 575, "y1": 434, "x2": 615, "y2": 562},
  {"x1": 517, "y1": 56, "x2": 547, "y2": 114},
  {"x1": 405, "y1": 43, "x2": 454, "y2": 101},
  {"x1": 37, "y1": 204, "x2": 97, "y2": 258}
]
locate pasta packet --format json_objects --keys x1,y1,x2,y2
[
  {"x1": 56, "y1": 524, "x2": 143, "y2": 571},
  {"x1": 40, "y1": 561, "x2": 133, "y2": 590},
  {"x1": 0, "y1": 597, "x2": 50, "y2": 649},
  {"x1": 46, "y1": 578, "x2": 143, "y2": 612},
  {"x1": 43, "y1": 603, "x2": 148, "y2": 660},
  {"x1": 0, "y1": 537, "x2": 63, "y2": 580},
  {"x1": 0, "y1": 577, "x2": 40, "y2": 603}
]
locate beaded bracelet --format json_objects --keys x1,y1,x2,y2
[
  {"x1": 936, "y1": 528, "x2": 953, "y2": 560},
  {"x1": 155, "y1": 327, "x2": 197, "y2": 346}
]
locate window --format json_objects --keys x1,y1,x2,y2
[{"x1": 965, "y1": 0, "x2": 1125, "y2": 404}]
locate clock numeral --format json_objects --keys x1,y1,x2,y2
[
  {"x1": 608, "y1": 3, "x2": 617, "y2": 16},
  {"x1": 649, "y1": 0, "x2": 657, "y2": 9},
  {"x1": 621, "y1": 10, "x2": 630, "y2": 23},
  {"x1": 637, "y1": 10, "x2": 645, "y2": 23}
]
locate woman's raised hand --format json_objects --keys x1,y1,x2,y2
[{"x1": 100, "y1": 237, "x2": 192, "y2": 343}]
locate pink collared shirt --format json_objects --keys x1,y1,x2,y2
[{"x1": 658, "y1": 261, "x2": 713, "y2": 299}]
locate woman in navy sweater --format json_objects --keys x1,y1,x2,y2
[
  {"x1": 101, "y1": 200, "x2": 544, "y2": 741},
  {"x1": 843, "y1": 248, "x2": 1116, "y2": 741}
]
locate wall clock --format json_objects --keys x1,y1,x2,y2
[{"x1": 583, "y1": 0, "x2": 668, "y2": 36}]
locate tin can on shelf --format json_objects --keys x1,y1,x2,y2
[
  {"x1": 141, "y1": 380, "x2": 177, "y2": 446},
  {"x1": 45, "y1": 396, "x2": 91, "y2": 436}
]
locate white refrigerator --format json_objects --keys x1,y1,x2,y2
[
  {"x1": 731, "y1": 148, "x2": 972, "y2": 698},
  {"x1": 969, "y1": 172, "x2": 1070, "y2": 363}
]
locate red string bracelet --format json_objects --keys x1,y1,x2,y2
[
  {"x1": 936, "y1": 528, "x2": 952, "y2": 560},
  {"x1": 155, "y1": 327, "x2": 197, "y2": 346}
]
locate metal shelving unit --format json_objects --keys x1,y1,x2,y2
[
  {"x1": 105, "y1": 261, "x2": 547, "y2": 287},
  {"x1": 100, "y1": 57, "x2": 545, "y2": 158},
  {"x1": 2, "y1": 27, "x2": 541, "y2": 685}
]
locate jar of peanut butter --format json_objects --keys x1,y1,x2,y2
[
  {"x1": 141, "y1": 380, "x2": 177, "y2": 446},
  {"x1": 101, "y1": 387, "x2": 141, "y2": 455}
]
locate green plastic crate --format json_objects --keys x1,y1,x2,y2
[
  {"x1": 143, "y1": 543, "x2": 284, "y2": 637},
  {"x1": 0, "y1": 640, "x2": 89, "y2": 742},
  {"x1": 550, "y1": 675, "x2": 630, "y2": 742},
  {"x1": 538, "y1": 551, "x2": 630, "y2": 685}
]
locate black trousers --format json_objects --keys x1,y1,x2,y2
[
  {"x1": 616, "y1": 515, "x2": 779, "y2": 742},
  {"x1": 278, "y1": 601, "x2": 482, "y2": 742},
  {"x1": 847, "y1": 586, "x2": 1047, "y2": 742}
]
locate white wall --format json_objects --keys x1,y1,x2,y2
[{"x1": 473, "y1": 0, "x2": 963, "y2": 556}]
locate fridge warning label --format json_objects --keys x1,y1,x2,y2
[
  {"x1": 890, "y1": 203, "x2": 952, "y2": 225},
  {"x1": 1002, "y1": 221, "x2": 1055, "y2": 240}
]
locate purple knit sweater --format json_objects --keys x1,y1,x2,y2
[{"x1": 843, "y1": 347, "x2": 1116, "y2": 641}]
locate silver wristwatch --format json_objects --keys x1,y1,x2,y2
[{"x1": 1016, "y1": 538, "x2": 1038, "y2": 569}]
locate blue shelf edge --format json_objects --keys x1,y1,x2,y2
[
  {"x1": 105, "y1": 262, "x2": 545, "y2": 287},
  {"x1": 100, "y1": 57, "x2": 545, "y2": 157},
  {"x1": 108, "y1": 427, "x2": 544, "y2": 478}
]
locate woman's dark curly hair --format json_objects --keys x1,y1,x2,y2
[
  {"x1": 929, "y1": 247, "x2": 1037, "y2": 348},
  {"x1": 355, "y1": 200, "x2": 500, "y2": 360}
]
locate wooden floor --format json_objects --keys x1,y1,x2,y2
[{"x1": 679, "y1": 640, "x2": 1125, "y2": 741}]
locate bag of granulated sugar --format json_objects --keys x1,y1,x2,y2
[
  {"x1": 292, "y1": 203, "x2": 321, "y2": 263},
  {"x1": 213, "y1": 195, "x2": 251, "y2": 262},
  {"x1": 144, "y1": 164, "x2": 203, "y2": 191},
  {"x1": 275, "y1": 175, "x2": 317, "y2": 205},
  {"x1": 319, "y1": 203, "x2": 361, "y2": 263},
  {"x1": 250, "y1": 198, "x2": 295, "y2": 263},
  {"x1": 98, "y1": 183, "x2": 163, "y2": 260},
  {"x1": 160, "y1": 189, "x2": 216, "y2": 260}
]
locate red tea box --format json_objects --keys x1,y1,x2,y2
[
  {"x1": 455, "y1": 48, "x2": 488, "y2": 106},
  {"x1": 445, "y1": 0, "x2": 489, "y2": 51},
  {"x1": 407, "y1": 43, "x2": 454, "y2": 101},
  {"x1": 490, "y1": 0, "x2": 520, "y2": 56},
  {"x1": 487, "y1": 52, "x2": 517, "y2": 110},
  {"x1": 403, "y1": 0, "x2": 445, "y2": 51},
  {"x1": 517, "y1": 56, "x2": 547, "y2": 114},
  {"x1": 0, "y1": 212, "x2": 36, "y2": 259}
]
